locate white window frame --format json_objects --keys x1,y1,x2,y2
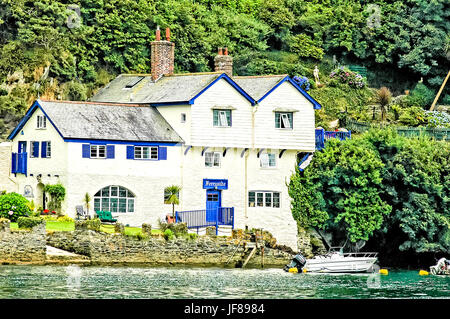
[
  {"x1": 90, "y1": 145, "x2": 106, "y2": 159},
  {"x1": 260, "y1": 153, "x2": 276, "y2": 168},
  {"x1": 46, "y1": 141, "x2": 51, "y2": 158},
  {"x1": 205, "y1": 151, "x2": 221, "y2": 168},
  {"x1": 37, "y1": 115, "x2": 46, "y2": 129},
  {"x1": 30, "y1": 141, "x2": 38, "y2": 158},
  {"x1": 134, "y1": 146, "x2": 158, "y2": 160},
  {"x1": 281, "y1": 113, "x2": 291, "y2": 129},
  {"x1": 94, "y1": 185, "x2": 135, "y2": 213},
  {"x1": 218, "y1": 111, "x2": 228, "y2": 127},
  {"x1": 248, "y1": 191, "x2": 281, "y2": 208}
]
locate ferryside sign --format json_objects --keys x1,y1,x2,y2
[{"x1": 203, "y1": 179, "x2": 228, "y2": 190}]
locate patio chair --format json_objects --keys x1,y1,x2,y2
[{"x1": 76, "y1": 205, "x2": 89, "y2": 220}]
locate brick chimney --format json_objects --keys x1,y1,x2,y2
[
  {"x1": 214, "y1": 47, "x2": 233, "y2": 77},
  {"x1": 151, "y1": 26, "x2": 175, "y2": 81}
]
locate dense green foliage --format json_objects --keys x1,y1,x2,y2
[
  {"x1": 0, "y1": 0, "x2": 449, "y2": 138},
  {"x1": 0, "y1": 192, "x2": 31, "y2": 222},
  {"x1": 289, "y1": 138, "x2": 391, "y2": 243},
  {"x1": 289, "y1": 129, "x2": 450, "y2": 263},
  {"x1": 17, "y1": 216, "x2": 44, "y2": 229}
]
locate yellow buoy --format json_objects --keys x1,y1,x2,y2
[
  {"x1": 288, "y1": 267, "x2": 298, "y2": 273},
  {"x1": 419, "y1": 270, "x2": 429, "y2": 276},
  {"x1": 302, "y1": 268, "x2": 308, "y2": 273},
  {"x1": 379, "y1": 269, "x2": 389, "y2": 275}
]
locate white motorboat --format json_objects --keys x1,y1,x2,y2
[
  {"x1": 430, "y1": 258, "x2": 450, "y2": 276},
  {"x1": 284, "y1": 247, "x2": 378, "y2": 273}
]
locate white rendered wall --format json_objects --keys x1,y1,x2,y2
[
  {"x1": 156, "y1": 105, "x2": 191, "y2": 145},
  {"x1": 190, "y1": 78, "x2": 253, "y2": 148},
  {"x1": 254, "y1": 81, "x2": 315, "y2": 151},
  {"x1": 180, "y1": 146, "x2": 299, "y2": 250}
]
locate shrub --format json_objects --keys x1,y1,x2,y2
[
  {"x1": 424, "y1": 111, "x2": 450, "y2": 128},
  {"x1": 188, "y1": 233, "x2": 198, "y2": 241},
  {"x1": 405, "y1": 83, "x2": 435, "y2": 108},
  {"x1": 292, "y1": 75, "x2": 311, "y2": 91},
  {"x1": 17, "y1": 216, "x2": 44, "y2": 229},
  {"x1": 0, "y1": 192, "x2": 31, "y2": 222},
  {"x1": 163, "y1": 229, "x2": 174, "y2": 240},
  {"x1": 398, "y1": 106, "x2": 426, "y2": 126},
  {"x1": 76, "y1": 218, "x2": 101, "y2": 232},
  {"x1": 329, "y1": 67, "x2": 366, "y2": 89},
  {"x1": 57, "y1": 215, "x2": 74, "y2": 222}
]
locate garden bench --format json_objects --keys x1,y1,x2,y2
[{"x1": 95, "y1": 210, "x2": 117, "y2": 223}]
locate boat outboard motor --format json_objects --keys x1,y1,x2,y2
[{"x1": 284, "y1": 253, "x2": 307, "y2": 272}]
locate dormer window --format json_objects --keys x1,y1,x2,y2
[
  {"x1": 275, "y1": 112, "x2": 293, "y2": 129},
  {"x1": 213, "y1": 109, "x2": 231, "y2": 127},
  {"x1": 37, "y1": 115, "x2": 46, "y2": 129}
]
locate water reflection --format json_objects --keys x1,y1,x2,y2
[{"x1": 0, "y1": 265, "x2": 448, "y2": 299}]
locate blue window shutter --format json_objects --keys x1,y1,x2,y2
[
  {"x1": 82, "y1": 144, "x2": 90, "y2": 158},
  {"x1": 11, "y1": 153, "x2": 17, "y2": 173},
  {"x1": 126, "y1": 146, "x2": 134, "y2": 159},
  {"x1": 41, "y1": 142, "x2": 47, "y2": 158},
  {"x1": 106, "y1": 145, "x2": 115, "y2": 159},
  {"x1": 159, "y1": 147, "x2": 167, "y2": 160},
  {"x1": 32, "y1": 142, "x2": 39, "y2": 158}
]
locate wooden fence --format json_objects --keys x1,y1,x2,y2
[{"x1": 346, "y1": 120, "x2": 449, "y2": 141}]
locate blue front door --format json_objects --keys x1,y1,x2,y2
[{"x1": 206, "y1": 190, "x2": 221, "y2": 222}]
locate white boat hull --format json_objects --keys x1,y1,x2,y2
[{"x1": 304, "y1": 257, "x2": 377, "y2": 273}]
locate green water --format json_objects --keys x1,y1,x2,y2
[{"x1": 0, "y1": 265, "x2": 448, "y2": 299}]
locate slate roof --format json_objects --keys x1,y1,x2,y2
[
  {"x1": 233, "y1": 75, "x2": 287, "y2": 101},
  {"x1": 91, "y1": 73, "x2": 222, "y2": 104},
  {"x1": 20, "y1": 100, "x2": 183, "y2": 143},
  {"x1": 90, "y1": 72, "x2": 321, "y2": 109}
]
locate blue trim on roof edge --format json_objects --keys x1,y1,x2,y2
[
  {"x1": 257, "y1": 76, "x2": 322, "y2": 109},
  {"x1": 188, "y1": 73, "x2": 256, "y2": 105},
  {"x1": 7, "y1": 100, "x2": 65, "y2": 140},
  {"x1": 151, "y1": 101, "x2": 192, "y2": 107}
]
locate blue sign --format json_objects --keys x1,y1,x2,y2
[{"x1": 203, "y1": 179, "x2": 228, "y2": 190}]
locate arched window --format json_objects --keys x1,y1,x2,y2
[{"x1": 93, "y1": 186, "x2": 135, "y2": 213}]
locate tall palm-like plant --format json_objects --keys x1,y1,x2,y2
[
  {"x1": 376, "y1": 86, "x2": 392, "y2": 121},
  {"x1": 84, "y1": 192, "x2": 91, "y2": 215},
  {"x1": 164, "y1": 185, "x2": 181, "y2": 220}
]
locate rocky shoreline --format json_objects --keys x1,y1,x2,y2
[{"x1": 0, "y1": 219, "x2": 295, "y2": 268}]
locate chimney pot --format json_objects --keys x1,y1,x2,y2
[
  {"x1": 214, "y1": 47, "x2": 233, "y2": 76},
  {"x1": 166, "y1": 28, "x2": 170, "y2": 42},
  {"x1": 151, "y1": 26, "x2": 175, "y2": 81},
  {"x1": 156, "y1": 26, "x2": 161, "y2": 41},
  {"x1": 218, "y1": 47, "x2": 223, "y2": 55}
]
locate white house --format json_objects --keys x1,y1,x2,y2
[{"x1": 4, "y1": 28, "x2": 321, "y2": 250}]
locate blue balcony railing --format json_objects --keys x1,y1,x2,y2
[
  {"x1": 175, "y1": 207, "x2": 234, "y2": 235},
  {"x1": 316, "y1": 129, "x2": 351, "y2": 150},
  {"x1": 11, "y1": 152, "x2": 27, "y2": 176}
]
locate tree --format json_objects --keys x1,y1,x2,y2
[
  {"x1": 289, "y1": 138, "x2": 391, "y2": 244},
  {"x1": 164, "y1": 185, "x2": 181, "y2": 220}
]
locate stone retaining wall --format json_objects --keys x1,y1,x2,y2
[
  {"x1": 46, "y1": 229, "x2": 293, "y2": 267},
  {"x1": 0, "y1": 219, "x2": 46, "y2": 263}
]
